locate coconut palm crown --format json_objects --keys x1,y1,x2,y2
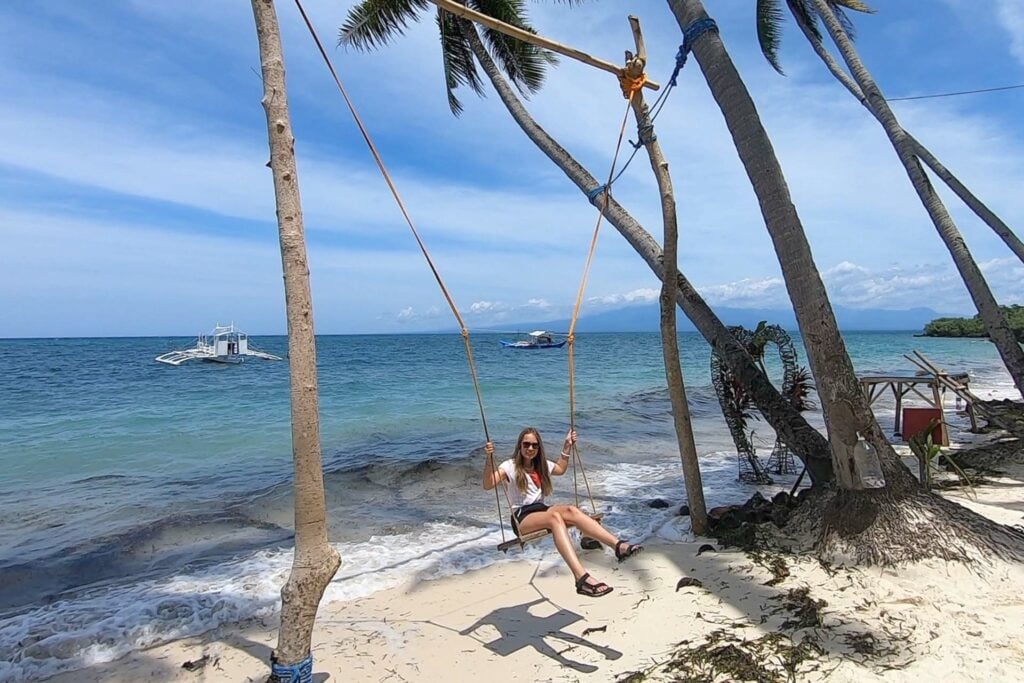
[
  {"x1": 340, "y1": 0, "x2": 561, "y2": 116},
  {"x1": 756, "y1": 0, "x2": 872, "y2": 74}
]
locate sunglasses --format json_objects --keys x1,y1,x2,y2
[{"x1": 521, "y1": 441, "x2": 540, "y2": 449}]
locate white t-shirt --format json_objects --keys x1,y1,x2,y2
[{"x1": 498, "y1": 458, "x2": 556, "y2": 510}]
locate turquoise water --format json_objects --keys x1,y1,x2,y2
[{"x1": 0, "y1": 331, "x2": 1015, "y2": 679}]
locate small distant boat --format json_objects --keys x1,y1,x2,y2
[
  {"x1": 155, "y1": 324, "x2": 282, "y2": 366},
  {"x1": 499, "y1": 330, "x2": 567, "y2": 350}
]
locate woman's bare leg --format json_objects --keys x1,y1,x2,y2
[
  {"x1": 517, "y1": 509, "x2": 598, "y2": 585},
  {"x1": 549, "y1": 505, "x2": 620, "y2": 549}
]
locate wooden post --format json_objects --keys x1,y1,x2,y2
[
  {"x1": 427, "y1": 0, "x2": 660, "y2": 90},
  {"x1": 893, "y1": 382, "x2": 903, "y2": 435}
]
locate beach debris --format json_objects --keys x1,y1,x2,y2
[
  {"x1": 749, "y1": 550, "x2": 790, "y2": 586},
  {"x1": 580, "y1": 535, "x2": 601, "y2": 550},
  {"x1": 647, "y1": 498, "x2": 671, "y2": 509},
  {"x1": 696, "y1": 543, "x2": 716, "y2": 556},
  {"x1": 614, "y1": 628, "x2": 826, "y2": 682},
  {"x1": 676, "y1": 577, "x2": 704, "y2": 591},
  {"x1": 779, "y1": 587, "x2": 827, "y2": 630},
  {"x1": 181, "y1": 655, "x2": 210, "y2": 672},
  {"x1": 582, "y1": 625, "x2": 607, "y2": 636}
]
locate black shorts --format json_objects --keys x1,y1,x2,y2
[{"x1": 511, "y1": 502, "x2": 549, "y2": 532}]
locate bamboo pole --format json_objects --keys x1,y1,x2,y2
[{"x1": 428, "y1": 0, "x2": 660, "y2": 90}]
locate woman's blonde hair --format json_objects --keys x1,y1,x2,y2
[{"x1": 513, "y1": 427, "x2": 553, "y2": 497}]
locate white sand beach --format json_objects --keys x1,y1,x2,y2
[{"x1": 46, "y1": 434, "x2": 1024, "y2": 682}]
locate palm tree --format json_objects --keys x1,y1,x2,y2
[
  {"x1": 340, "y1": 0, "x2": 836, "y2": 486},
  {"x1": 251, "y1": 0, "x2": 341, "y2": 677},
  {"x1": 755, "y1": 0, "x2": 1024, "y2": 398},
  {"x1": 668, "y1": 0, "x2": 882, "y2": 491},
  {"x1": 759, "y1": 0, "x2": 1024, "y2": 268},
  {"x1": 667, "y1": 0, "x2": 1024, "y2": 564}
]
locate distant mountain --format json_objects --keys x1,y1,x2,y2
[{"x1": 488, "y1": 303, "x2": 946, "y2": 334}]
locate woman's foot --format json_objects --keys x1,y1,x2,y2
[
  {"x1": 575, "y1": 572, "x2": 613, "y2": 597},
  {"x1": 615, "y1": 540, "x2": 643, "y2": 563}
]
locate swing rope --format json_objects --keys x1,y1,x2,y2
[
  {"x1": 293, "y1": 0, "x2": 525, "y2": 544},
  {"x1": 295, "y1": 0, "x2": 645, "y2": 548},
  {"x1": 566, "y1": 76, "x2": 645, "y2": 515}
]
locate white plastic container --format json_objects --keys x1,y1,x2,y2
[{"x1": 852, "y1": 432, "x2": 886, "y2": 489}]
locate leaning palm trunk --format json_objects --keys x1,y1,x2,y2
[
  {"x1": 622, "y1": 52, "x2": 709, "y2": 533},
  {"x1": 459, "y1": 23, "x2": 834, "y2": 484},
  {"x1": 789, "y1": 6, "x2": 1024, "y2": 266},
  {"x1": 809, "y1": 0, "x2": 1024, "y2": 399},
  {"x1": 251, "y1": 0, "x2": 342, "y2": 673},
  {"x1": 669, "y1": 0, "x2": 885, "y2": 489},
  {"x1": 667, "y1": 0, "x2": 1024, "y2": 565}
]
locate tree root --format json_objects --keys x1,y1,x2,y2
[{"x1": 790, "y1": 485, "x2": 1024, "y2": 566}]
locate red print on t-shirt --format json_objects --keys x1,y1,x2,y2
[{"x1": 529, "y1": 471, "x2": 541, "y2": 488}]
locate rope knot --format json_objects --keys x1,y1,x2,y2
[
  {"x1": 631, "y1": 122, "x2": 657, "y2": 149},
  {"x1": 618, "y1": 72, "x2": 647, "y2": 99},
  {"x1": 669, "y1": 18, "x2": 719, "y2": 87},
  {"x1": 586, "y1": 184, "x2": 608, "y2": 205}
]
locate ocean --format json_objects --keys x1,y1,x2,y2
[{"x1": 0, "y1": 331, "x2": 1016, "y2": 680}]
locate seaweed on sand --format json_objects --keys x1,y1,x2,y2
[{"x1": 615, "y1": 629, "x2": 826, "y2": 682}]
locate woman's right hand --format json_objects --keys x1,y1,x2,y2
[{"x1": 482, "y1": 441, "x2": 502, "y2": 490}]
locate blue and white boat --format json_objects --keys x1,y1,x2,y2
[
  {"x1": 499, "y1": 330, "x2": 567, "y2": 350},
  {"x1": 155, "y1": 324, "x2": 282, "y2": 365}
]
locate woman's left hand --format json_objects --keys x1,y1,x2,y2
[{"x1": 564, "y1": 429, "x2": 577, "y2": 450}]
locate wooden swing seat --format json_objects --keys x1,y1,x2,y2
[{"x1": 497, "y1": 512, "x2": 604, "y2": 553}]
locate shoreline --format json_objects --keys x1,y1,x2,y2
[{"x1": 42, "y1": 431, "x2": 1024, "y2": 682}]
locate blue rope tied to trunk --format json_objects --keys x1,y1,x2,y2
[
  {"x1": 586, "y1": 184, "x2": 608, "y2": 204},
  {"x1": 271, "y1": 654, "x2": 313, "y2": 683},
  {"x1": 669, "y1": 18, "x2": 719, "y2": 87}
]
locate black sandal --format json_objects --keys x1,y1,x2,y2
[
  {"x1": 575, "y1": 573, "x2": 613, "y2": 597},
  {"x1": 615, "y1": 540, "x2": 643, "y2": 563}
]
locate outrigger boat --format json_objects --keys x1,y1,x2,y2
[
  {"x1": 155, "y1": 324, "x2": 282, "y2": 366},
  {"x1": 499, "y1": 330, "x2": 567, "y2": 349}
]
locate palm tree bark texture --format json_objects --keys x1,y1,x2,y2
[{"x1": 251, "y1": 0, "x2": 341, "y2": 676}]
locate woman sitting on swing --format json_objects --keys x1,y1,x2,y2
[{"x1": 483, "y1": 427, "x2": 643, "y2": 598}]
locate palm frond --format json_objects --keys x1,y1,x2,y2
[
  {"x1": 339, "y1": 0, "x2": 431, "y2": 51},
  {"x1": 471, "y1": 0, "x2": 557, "y2": 96},
  {"x1": 831, "y1": 4, "x2": 858, "y2": 41},
  {"x1": 756, "y1": 0, "x2": 786, "y2": 75},
  {"x1": 437, "y1": 11, "x2": 485, "y2": 117},
  {"x1": 832, "y1": 0, "x2": 874, "y2": 14},
  {"x1": 786, "y1": 0, "x2": 822, "y2": 44}
]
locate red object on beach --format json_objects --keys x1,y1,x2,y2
[{"x1": 902, "y1": 407, "x2": 946, "y2": 446}]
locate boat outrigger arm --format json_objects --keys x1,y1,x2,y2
[{"x1": 155, "y1": 324, "x2": 282, "y2": 365}]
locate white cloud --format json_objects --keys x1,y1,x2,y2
[
  {"x1": 996, "y1": 0, "x2": 1024, "y2": 65},
  {"x1": 3, "y1": 2, "x2": 1024, "y2": 336}
]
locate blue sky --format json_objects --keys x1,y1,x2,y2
[{"x1": 2, "y1": 0, "x2": 1023, "y2": 337}]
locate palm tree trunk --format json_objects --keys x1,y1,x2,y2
[
  {"x1": 460, "y1": 21, "x2": 835, "y2": 485},
  {"x1": 788, "y1": 6, "x2": 1024, "y2": 266},
  {"x1": 810, "y1": 0, "x2": 1024, "y2": 399},
  {"x1": 668, "y1": 0, "x2": 908, "y2": 490},
  {"x1": 623, "y1": 62, "x2": 709, "y2": 533},
  {"x1": 251, "y1": 0, "x2": 342, "y2": 674}
]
